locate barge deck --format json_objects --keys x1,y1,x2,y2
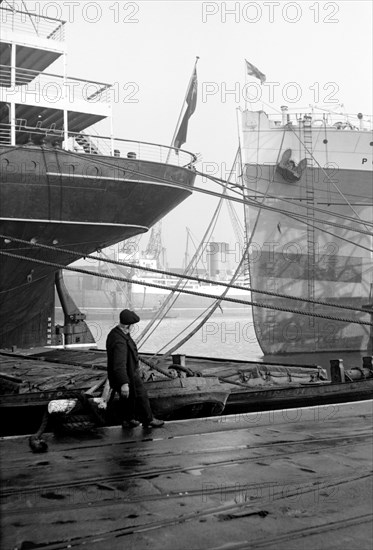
[{"x1": 1, "y1": 349, "x2": 372, "y2": 436}]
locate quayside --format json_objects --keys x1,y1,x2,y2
[{"x1": 1, "y1": 400, "x2": 372, "y2": 549}]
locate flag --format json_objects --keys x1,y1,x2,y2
[
  {"x1": 173, "y1": 66, "x2": 198, "y2": 150},
  {"x1": 245, "y1": 59, "x2": 266, "y2": 84}
]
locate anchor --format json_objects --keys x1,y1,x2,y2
[{"x1": 276, "y1": 149, "x2": 307, "y2": 183}]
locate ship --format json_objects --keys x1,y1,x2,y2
[
  {"x1": 56, "y1": 238, "x2": 252, "y2": 319},
  {"x1": 0, "y1": 5, "x2": 196, "y2": 349},
  {"x1": 240, "y1": 106, "x2": 373, "y2": 354}
]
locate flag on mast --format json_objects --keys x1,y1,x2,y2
[
  {"x1": 245, "y1": 59, "x2": 266, "y2": 84},
  {"x1": 173, "y1": 64, "x2": 198, "y2": 150}
]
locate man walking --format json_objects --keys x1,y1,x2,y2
[{"x1": 106, "y1": 309, "x2": 164, "y2": 428}]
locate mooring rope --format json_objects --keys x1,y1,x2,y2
[
  {"x1": 137, "y1": 184, "x2": 225, "y2": 347},
  {"x1": 150, "y1": 137, "x2": 286, "y2": 362},
  {"x1": 38, "y1": 145, "x2": 373, "y2": 238},
  {"x1": 1, "y1": 234, "x2": 370, "y2": 316},
  {"x1": 140, "y1": 149, "x2": 243, "y2": 352},
  {"x1": 288, "y1": 123, "x2": 373, "y2": 234},
  {"x1": 1, "y1": 250, "x2": 372, "y2": 329},
  {"x1": 203, "y1": 167, "x2": 373, "y2": 230}
]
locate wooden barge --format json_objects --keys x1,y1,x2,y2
[
  {"x1": 155, "y1": 353, "x2": 373, "y2": 413},
  {"x1": 0, "y1": 348, "x2": 372, "y2": 436},
  {"x1": 0, "y1": 350, "x2": 231, "y2": 436}
]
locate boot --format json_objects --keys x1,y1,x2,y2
[
  {"x1": 122, "y1": 419, "x2": 141, "y2": 428},
  {"x1": 143, "y1": 418, "x2": 164, "y2": 428}
]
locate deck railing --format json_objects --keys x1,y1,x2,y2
[
  {"x1": 0, "y1": 65, "x2": 112, "y2": 103},
  {"x1": 0, "y1": 6, "x2": 65, "y2": 41},
  {"x1": 70, "y1": 132, "x2": 197, "y2": 167},
  {"x1": 0, "y1": 124, "x2": 197, "y2": 167},
  {"x1": 265, "y1": 110, "x2": 372, "y2": 131},
  {"x1": 68, "y1": 132, "x2": 196, "y2": 167}
]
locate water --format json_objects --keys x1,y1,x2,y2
[
  {"x1": 85, "y1": 308, "x2": 368, "y2": 373},
  {"x1": 87, "y1": 308, "x2": 262, "y2": 360}
]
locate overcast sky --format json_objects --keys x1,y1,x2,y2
[{"x1": 24, "y1": 0, "x2": 373, "y2": 266}]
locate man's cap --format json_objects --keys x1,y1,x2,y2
[{"x1": 119, "y1": 309, "x2": 140, "y2": 325}]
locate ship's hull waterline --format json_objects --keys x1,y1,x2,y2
[{"x1": 0, "y1": 146, "x2": 195, "y2": 348}]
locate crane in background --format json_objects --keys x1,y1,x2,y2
[{"x1": 144, "y1": 221, "x2": 167, "y2": 269}]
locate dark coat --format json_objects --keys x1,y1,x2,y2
[{"x1": 106, "y1": 326, "x2": 140, "y2": 390}]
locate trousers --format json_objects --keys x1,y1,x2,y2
[{"x1": 116, "y1": 372, "x2": 153, "y2": 424}]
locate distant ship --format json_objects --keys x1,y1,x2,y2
[
  {"x1": 0, "y1": 5, "x2": 196, "y2": 349},
  {"x1": 58, "y1": 239, "x2": 252, "y2": 317},
  {"x1": 240, "y1": 106, "x2": 373, "y2": 354}
]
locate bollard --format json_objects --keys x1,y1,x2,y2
[
  {"x1": 172, "y1": 354, "x2": 186, "y2": 367},
  {"x1": 362, "y1": 356, "x2": 373, "y2": 371},
  {"x1": 330, "y1": 359, "x2": 345, "y2": 383}
]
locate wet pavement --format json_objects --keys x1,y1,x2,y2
[{"x1": 1, "y1": 400, "x2": 372, "y2": 549}]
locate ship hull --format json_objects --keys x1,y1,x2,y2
[
  {"x1": 241, "y1": 110, "x2": 372, "y2": 354},
  {"x1": 0, "y1": 146, "x2": 195, "y2": 348},
  {"x1": 244, "y1": 164, "x2": 372, "y2": 354}
]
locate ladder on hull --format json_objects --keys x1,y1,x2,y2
[{"x1": 303, "y1": 116, "x2": 316, "y2": 335}]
